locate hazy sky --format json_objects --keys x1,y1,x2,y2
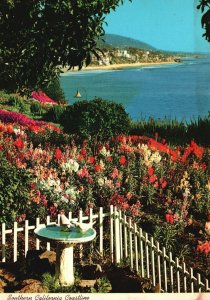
[{"x1": 105, "y1": 0, "x2": 210, "y2": 53}]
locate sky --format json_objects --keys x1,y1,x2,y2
[{"x1": 105, "y1": 0, "x2": 210, "y2": 53}]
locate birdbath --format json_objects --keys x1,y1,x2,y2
[{"x1": 34, "y1": 225, "x2": 96, "y2": 286}]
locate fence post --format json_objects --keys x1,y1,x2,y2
[
  {"x1": 99, "y1": 207, "x2": 103, "y2": 255},
  {"x1": 128, "y1": 218, "x2": 133, "y2": 270},
  {"x1": 134, "y1": 223, "x2": 139, "y2": 273},
  {"x1": 163, "y1": 247, "x2": 168, "y2": 292},
  {"x1": 124, "y1": 214, "x2": 128, "y2": 259},
  {"x1": 46, "y1": 216, "x2": 51, "y2": 251},
  {"x1": 145, "y1": 232, "x2": 150, "y2": 278},
  {"x1": 150, "y1": 237, "x2": 156, "y2": 287},
  {"x1": 182, "y1": 261, "x2": 187, "y2": 293},
  {"x1": 119, "y1": 210, "x2": 123, "y2": 260},
  {"x1": 13, "y1": 222, "x2": 18, "y2": 262},
  {"x1": 36, "y1": 217, "x2": 40, "y2": 250},
  {"x1": 79, "y1": 209, "x2": 83, "y2": 260},
  {"x1": 169, "y1": 252, "x2": 174, "y2": 292},
  {"x1": 114, "y1": 207, "x2": 121, "y2": 264},
  {"x1": 110, "y1": 205, "x2": 114, "y2": 263},
  {"x1": 2, "y1": 223, "x2": 6, "y2": 262},
  {"x1": 190, "y1": 268, "x2": 194, "y2": 293},
  {"x1": 25, "y1": 220, "x2": 29, "y2": 257},
  {"x1": 139, "y1": 228, "x2": 144, "y2": 278},
  {"x1": 156, "y1": 241, "x2": 161, "y2": 291},
  {"x1": 176, "y1": 257, "x2": 180, "y2": 293}
]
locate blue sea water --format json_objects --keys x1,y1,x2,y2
[{"x1": 60, "y1": 57, "x2": 210, "y2": 122}]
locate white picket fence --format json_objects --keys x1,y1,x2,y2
[{"x1": 0, "y1": 205, "x2": 209, "y2": 293}]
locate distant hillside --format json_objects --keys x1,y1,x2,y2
[{"x1": 97, "y1": 34, "x2": 156, "y2": 50}]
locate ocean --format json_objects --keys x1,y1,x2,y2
[{"x1": 60, "y1": 57, "x2": 210, "y2": 122}]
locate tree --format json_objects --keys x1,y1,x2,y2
[
  {"x1": 0, "y1": 0, "x2": 130, "y2": 94},
  {"x1": 198, "y1": 0, "x2": 210, "y2": 42}
]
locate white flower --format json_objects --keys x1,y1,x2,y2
[
  {"x1": 61, "y1": 159, "x2": 79, "y2": 173},
  {"x1": 65, "y1": 186, "x2": 79, "y2": 201},
  {"x1": 100, "y1": 146, "x2": 110, "y2": 157},
  {"x1": 98, "y1": 177, "x2": 105, "y2": 186}
]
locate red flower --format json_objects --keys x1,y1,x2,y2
[
  {"x1": 80, "y1": 148, "x2": 87, "y2": 156},
  {"x1": 149, "y1": 174, "x2": 157, "y2": 183},
  {"x1": 148, "y1": 166, "x2": 154, "y2": 177},
  {"x1": 154, "y1": 181, "x2": 159, "y2": 188},
  {"x1": 161, "y1": 180, "x2": 167, "y2": 189},
  {"x1": 119, "y1": 155, "x2": 126, "y2": 165},
  {"x1": 7, "y1": 125, "x2": 13, "y2": 134},
  {"x1": 14, "y1": 137, "x2": 24, "y2": 149},
  {"x1": 55, "y1": 148, "x2": 62, "y2": 160},
  {"x1": 94, "y1": 164, "x2": 101, "y2": 172},
  {"x1": 77, "y1": 167, "x2": 89, "y2": 178},
  {"x1": 165, "y1": 214, "x2": 170, "y2": 222},
  {"x1": 89, "y1": 156, "x2": 95, "y2": 164},
  {"x1": 169, "y1": 215, "x2": 174, "y2": 224}
]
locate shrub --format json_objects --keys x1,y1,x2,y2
[
  {"x1": 0, "y1": 154, "x2": 32, "y2": 226},
  {"x1": 44, "y1": 104, "x2": 66, "y2": 123},
  {"x1": 61, "y1": 98, "x2": 131, "y2": 144},
  {"x1": 30, "y1": 101, "x2": 44, "y2": 116},
  {"x1": 42, "y1": 77, "x2": 66, "y2": 103}
]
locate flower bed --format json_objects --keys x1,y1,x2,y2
[
  {"x1": 31, "y1": 91, "x2": 58, "y2": 105},
  {"x1": 0, "y1": 120, "x2": 209, "y2": 276}
]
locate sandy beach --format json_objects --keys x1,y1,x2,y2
[{"x1": 62, "y1": 60, "x2": 178, "y2": 73}]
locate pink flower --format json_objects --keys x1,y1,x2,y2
[{"x1": 110, "y1": 168, "x2": 119, "y2": 179}]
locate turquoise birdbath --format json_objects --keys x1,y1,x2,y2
[{"x1": 34, "y1": 225, "x2": 96, "y2": 286}]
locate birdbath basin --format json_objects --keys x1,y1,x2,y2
[{"x1": 34, "y1": 225, "x2": 96, "y2": 286}]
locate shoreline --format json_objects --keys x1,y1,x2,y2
[{"x1": 62, "y1": 60, "x2": 178, "y2": 73}]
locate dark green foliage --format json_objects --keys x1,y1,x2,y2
[
  {"x1": 198, "y1": 1, "x2": 210, "y2": 41},
  {"x1": 30, "y1": 101, "x2": 44, "y2": 116},
  {"x1": 187, "y1": 115, "x2": 210, "y2": 146},
  {"x1": 42, "y1": 78, "x2": 66, "y2": 103},
  {"x1": 44, "y1": 104, "x2": 66, "y2": 123},
  {"x1": 60, "y1": 98, "x2": 131, "y2": 143},
  {"x1": 0, "y1": 0, "x2": 129, "y2": 93},
  {"x1": 130, "y1": 114, "x2": 210, "y2": 146},
  {"x1": 26, "y1": 129, "x2": 73, "y2": 147},
  {"x1": 0, "y1": 155, "x2": 32, "y2": 226}
]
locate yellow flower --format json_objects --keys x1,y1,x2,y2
[
  {"x1": 195, "y1": 193, "x2": 202, "y2": 200},
  {"x1": 206, "y1": 179, "x2": 210, "y2": 191}
]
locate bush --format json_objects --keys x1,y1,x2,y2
[
  {"x1": 44, "y1": 105, "x2": 66, "y2": 123},
  {"x1": 30, "y1": 101, "x2": 44, "y2": 116},
  {"x1": 61, "y1": 98, "x2": 131, "y2": 144},
  {"x1": 0, "y1": 155, "x2": 32, "y2": 226},
  {"x1": 42, "y1": 77, "x2": 66, "y2": 103}
]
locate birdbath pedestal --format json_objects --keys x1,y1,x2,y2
[{"x1": 34, "y1": 225, "x2": 96, "y2": 286}]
